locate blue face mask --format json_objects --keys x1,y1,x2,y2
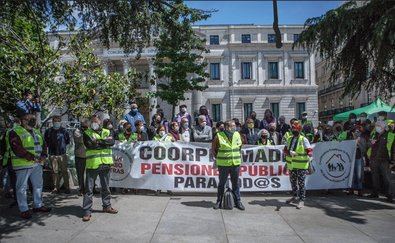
[{"x1": 132, "y1": 108, "x2": 138, "y2": 112}]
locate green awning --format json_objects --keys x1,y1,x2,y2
[{"x1": 333, "y1": 98, "x2": 395, "y2": 121}]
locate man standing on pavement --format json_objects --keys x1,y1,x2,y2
[
  {"x1": 45, "y1": 116, "x2": 71, "y2": 194},
  {"x1": 212, "y1": 120, "x2": 245, "y2": 210},
  {"x1": 9, "y1": 114, "x2": 51, "y2": 219},
  {"x1": 82, "y1": 116, "x2": 118, "y2": 221},
  {"x1": 367, "y1": 121, "x2": 394, "y2": 202}
]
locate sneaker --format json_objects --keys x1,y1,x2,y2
[
  {"x1": 82, "y1": 214, "x2": 91, "y2": 222},
  {"x1": 296, "y1": 201, "x2": 304, "y2": 209},
  {"x1": 78, "y1": 191, "x2": 83, "y2": 197},
  {"x1": 285, "y1": 196, "x2": 297, "y2": 204},
  {"x1": 367, "y1": 194, "x2": 379, "y2": 198},
  {"x1": 33, "y1": 206, "x2": 52, "y2": 213},
  {"x1": 235, "y1": 202, "x2": 245, "y2": 211},
  {"x1": 103, "y1": 207, "x2": 118, "y2": 214},
  {"x1": 213, "y1": 202, "x2": 221, "y2": 210},
  {"x1": 20, "y1": 210, "x2": 32, "y2": 219},
  {"x1": 51, "y1": 188, "x2": 59, "y2": 194}
]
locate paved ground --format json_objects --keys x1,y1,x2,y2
[{"x1": 1, "y1": 190, "x2": 395, "y2": 243}]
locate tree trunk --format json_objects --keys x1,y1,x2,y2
[{"x1": 272, "y1": 0, "x2": 282, "y2": 49}]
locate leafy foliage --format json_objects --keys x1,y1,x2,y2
[{"x1": 294, "y1": 0, "x2": 395, "y2": 99}]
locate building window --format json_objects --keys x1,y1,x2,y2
[
  {"x1": 209, "y1": 35, "x2": 219, "y2": 45},
  {"x1": 293, "y1": 34, "x2": 300, "y2": 42},
  {"x1": 241, "y1": 34, "x2": 251, "y2": 43},
  {"x1": 268, "y1": 34, "x2": 276, "y2": 43},
  {"x1": 244, "y1": 103, "x2": 253, "y2": 120},
  {"x1": 210, "y1": 63, "x2": 220, "y2": 80},
  {"x1": 294, "y1": 61, "x2": 304, "y2": 79},
  {"x1": 241, "y1": 62, "x2": 252, "y2": 79},
  {"x1": 268, "y1": 62, "x2": 279, "y2": 79},
  {"x1": 212, "y1": 104, "x2": 221, "y2": 122},
  {"x1": 270, "y1": 103, "x2": 279, "y2": 119},
  {"x1": 296, "y1": 102, "x2": 306, "y2": 119}
]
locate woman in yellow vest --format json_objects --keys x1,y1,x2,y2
[
  {"x1": 284, "y1": 121, "x2": 313, "y2": 209},
  {"x1": 153, "y1": 125, "x2": 174, "y2": 142},
  {"x1": 82, "y1": 116, "x2": 118, "y2": 222},
  {"x1": 212, "y1": 120, "x2": 245, "y2": 210},
  {"x1": 9, "y1": 114, "x2": 51, "y2": 219},
  {"x1": 257, "y1": 129, "x2": 273, "y2": 146}
]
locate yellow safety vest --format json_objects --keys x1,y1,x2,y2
[
  {"x1": 84, "y1": 128, "x2": 113, "y2": 169},
  {"x1": 153, "y1": 134, "x2": 173, "y2": 142},
  {"x1": 286, "y1": 135, "x2": 310, "y2": 170},
  {"x1": 10, "y1": 125, "x2": 43, "y2": 169},
  {"x1": 258, "y1": 139, "x2": 272, "y2": 146},
  {"x1": 118, "y1": 132, "x2": 137, "y2": 143},
  {"x1": 367, "y1": 132, "x2": 395, "y2": 159},
  {"x1": 216, "y1": 131, "x2": 242, "y2": 166},
  {"x1": 337, "y1": 131, "x2": 348, "y2": 141}
]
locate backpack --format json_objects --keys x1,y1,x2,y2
[{"x1": 222, "y1": 179, "x2": 235, "y2": 210}]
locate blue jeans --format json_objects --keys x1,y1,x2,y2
[
  {"x1": 352, "y1": 158, "x2": 364, "y2": 190},
  {"x1": 217, "y1": 166, "x2": 241, "y2": 203},
  {"x1": 15, "y1": 164, "x2": 43, "y2": 212}
]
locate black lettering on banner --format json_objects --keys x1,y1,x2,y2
[
  {"x1": 154, "y1": 146, "x2": 166, "y2": 160},
  {"x1": 243, "y1": 178, "x2": 252, "y2": 188},
  {"x1": 140, "y1": 146, "x2": 152, "y2": 160},
  {"x1": 242, "y1": 149, "x2": 254, "y2": 163},
  {"x1": 185, "y1": 177, "x2": 195, "y2": 188},
  {"x1": 174, "y1": 177, "x2": 184, "y2": 188},
  {"x1": 196, "y1": 148, "x2": 207, "y2": 162},
  {"x1": 271, "y1": 177, "x2": 281, "y2": 188},
  {"x1": 168, "y1": 147, "x2": 180, "y2": 161},
  {"x1": 207, "y1": 177, "x2": 218, "y2": 188},
  {"x1": 196, "y1": 177, "x2": 206, "y2": 188},
  {"x1": 269, "y1": 149, "x2": 281, "y2": 162},
  {"x1": 182, "y1": 148, "x2": 194, "y2": 161},
  {"x1": 255, "y1": 149, "x2": 268, "y2": 162}
]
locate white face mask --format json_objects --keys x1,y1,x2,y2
[
  {"x1": 350, "y1": 119, "x2": 356, "y2": 123},
  {"x1": 107, "y1": 124, "x2": 113, "y2": 130},
  {"x1": 91, "y1": 122, "x2": 100, "y2": 131},
  {"x1": 53, "y1": 122, "x2": 61, "y2": 129},
  {"x1": 359, "y1": 117, "x2": 366, "y2": 122},
  {"x1": 378, "y1": 116, "x2": 385, "y2": 121},
  {"x1": 181, "y1": 108, "x2": 187, "y2": 113},
  {"x1": 375, "y1": 126, "x2": 383, "y2": 134},
  {"x1": 159, "y1": 131, "x2": 166, "y2": 137},
  {"x1": 182, "y1": 123, "x2": 189, "y2": 129},
  {"x1": 138, "y1": 126, "x2": 144, "y2": 132},
  {"x1": 200, "y1": 122, "x2": 207, "y2": 127}
]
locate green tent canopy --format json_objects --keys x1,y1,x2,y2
[{"x1": 333, "y1": 98, "x2": 395, "y2": 121}]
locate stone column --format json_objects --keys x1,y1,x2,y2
[
  {"x1": 102, "y1": 60, "x2": 109, "y2": 75},
  {"x1": 148, "y1": 60, "x2": 157, "y2": 119},
  {"x1": 122, "y1": 59, "x2": 130, "y2": 75}
]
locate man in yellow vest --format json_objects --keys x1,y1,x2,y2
[
  {"x1": 367, "y1": 121, "x2": 394, "y2": 202},
  {"x1": 82, "y1": 116, "x2": 118, "y2": 222},
  {"x1": 284, "y1": 121, "x2": 313, "y2": 209},
  {"x1": 212, "y1": 120, "x2": 245, "y2": 210},
  {"x1": 9, "y1": 114, "x2": 51, "y2": 219}
]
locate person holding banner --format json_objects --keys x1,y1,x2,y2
[
  {"x1": 82, "y1": 116, "x2": 118, "y2": 222},
  {"x1": 118, "y1": 122, "x2": 138, "y2": 143},
  {"x1": 212, "y1": 120, "x2": 245, "y2": 210},
  {"x1": 284, "y1": 121, "x2": 313, "y2": 209},
  {"x1": 153, "y1": 125, "x2": 174, "y2": 142},
  {"x1": 257, "y1": 129, "x2": 273, "y2": 146}
]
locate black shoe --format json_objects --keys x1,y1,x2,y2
[
  {"x1": 213, "y1": 202, "x2": 221, "y2": 210},
  {"x1": 64, "y1": 189, "x2": 71, "y2": 194},
  {"x1": 367, "y1": 194, "x2": 379, "y2": 198},
  {"x1": 235, "y1": 202, "x2": 245, "y2": 211},
  {"x1": 386, "y1": 195, "x2": 393, "y2": 203}
]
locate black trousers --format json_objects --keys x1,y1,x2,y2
[{"x1": 216, "y1": 166, "x2": 241, "y2": 203}]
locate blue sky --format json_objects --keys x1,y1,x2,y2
[{"x1": 185, "y1": 1, "x2": 343, "y2": 25}]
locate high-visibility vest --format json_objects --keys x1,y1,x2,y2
[
  {"x1": 2, "y1": 130, "x2": 11, "y2": 166},
  {"x1": 118, "y1": 132, "x2": 137, "y2": 143},
  {"x1": 367, "y1": 132, "x2": 395, "y2": 159},
  {"x1": 337, "y1": 131, "x2": 348, "y2": 141},
  {"x1": 153, "y1": 134, "x2": 173, "y2": 142},
  {"x1": 283, "y1": 131, "x2": 292, "y2": 141},
  {"x1": 84, "y1": 128, "x2": 113, "y2": 169},
  {"x1": 10, "y1": 125, "x2": 43, "y2": 169},
  {"x1": 286, "y1": 135, "x2": 309, "y2": 170},
  {"x1": 258, "y1": 139, "x2": 272, "y2": 146},
  {"x1": 216, "y1": 131, "x2": 242, "y2": 167}
]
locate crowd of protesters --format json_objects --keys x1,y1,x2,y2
[{"x1": 1, "y1": 91, "x2": 394, "y2": 218}]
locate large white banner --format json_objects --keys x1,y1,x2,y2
[{"x1": 109, "y1": 140, "x2": 356, "y2": 192}]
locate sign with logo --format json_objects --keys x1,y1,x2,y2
[{"x1": 109, "y1": 140, "x2": 356, "y2": 192}]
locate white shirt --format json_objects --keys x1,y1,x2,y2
[{"x1": 180, "y1": 130, "x2": 191, "y2": 142}]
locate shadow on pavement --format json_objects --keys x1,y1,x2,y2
[
  {"x1": 249, "y1": 199, "x2": 295, "y2": 211},
  {"x1": 181, "y1": 200, "x2": 215, "y2": 208}
]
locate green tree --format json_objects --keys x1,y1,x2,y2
[
  {"x1": 294, "y1": 0, "x2": 395, "y2": 99},
  {"x1": 153, "y1": 0, "x2": 210, "y2": 117},
  {"x1": 46, "y1": 35, "x2": 142, "y2": 119}
]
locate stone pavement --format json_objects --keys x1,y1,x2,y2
[{"x1": 1, "y1": 190, "x2": 395, "y2": 243}]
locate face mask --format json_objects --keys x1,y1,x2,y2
[
  {"x1": 181, "y1": 108, "x2": 187, "y2": 113},
  {"x1": 137, "y1": 126, "x2": 144, "y2": 132},
  {"x1": 236, "y1": 127, "x2": 241, "y2": 132},
  {"x1": 375, "y1": 127, "x2": 383, "y2": 134},
  {"x1": 183, "y1": 123, "x2": 189, "y2": 129},
  {"x1": 53, "y1": 122, "x2": 61, "y2": 129},
  {"x1": 350, "y1": 119, "x2": 356, "y2": 123},
  {"x1": 126, "y1": 127, "x2": 132, "y2": 133},
  {"x1": 131, "y1": 108, "x2": 138, "y2": 113},
  {"x1": 302, "y1": 116, "x2": 307, "y2": 120},
  {"x1": 378, "y1": 116, "x2": 385, "y2": 121},
  {"x1": 27, "y1": 118, "x2": 36, "y2": 128},
  {"x1": 219, "y1": 127, "x2": 225, "y2": 132},
  {"x1": 261, "y1": 136, "x2": 267, "y2": 139},
  {"x1": 292, "y1": 131, "x2": 299, "y2": 136},
  {"x1": 230, "y1": 127, "x2": 236, "y2": 132},
  {"x1": 360, "y1": 117, "x2": 366, "y2": 122},
  {"x1": 200, "y1": 122, "x2": 207, "y2": 127},
  {"x1": 279, "y1": 120, "x2": 285, "y2": 124},
  {"x1": 159, "y1": 131, "x2": 166, "y2": 137},
  {"x1": 107, "y1": 124, "x2": 113, "y2": 130},
  {"x1": 247, "y1": 124, "x2": 254, "y2": 129},
  {"x1": 91, "y1": 122, "x2": 100, "y2": 131},
  {"x1": 269, "y1": 127, "x2": 275, "y2": 132},
  {"x1": 173, "y1": 126, "x2": 179, "y2": 131}
]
